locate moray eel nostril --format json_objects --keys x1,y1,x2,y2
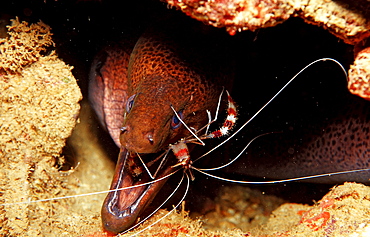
[
  {"x1": 120, "y1": 126, "x2": 128, "y2": 134},
  {"x1": 146, "y1": 132, "x2": 154, "y2": 145}
]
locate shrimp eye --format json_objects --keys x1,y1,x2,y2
[
  {"x1": 171, "y1": 110, "x2": 183, "y2": 129},
  {"x1": 126, "y1": 94, "x2": 136, "y2": 113}
]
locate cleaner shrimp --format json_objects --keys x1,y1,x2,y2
[{"x1": 3, "y1": 58, "x2": 370, "y2": 236}]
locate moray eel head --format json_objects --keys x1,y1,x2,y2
[{"x1": 120, "y1": 74, "x2": 206, "y2": 154}]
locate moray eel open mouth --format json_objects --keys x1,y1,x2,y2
[
  {"x1": 90, "y1": 17, "x2": 234, "y2": 234},
  {"x1": 101, "y1": 147, "x2": 177, "y2": 233}
]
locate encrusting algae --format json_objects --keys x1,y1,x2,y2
[
  {"x1": 252, "y1": 183, "x2": 370, "y2": 237},
  {"x1": 0, "y1": 18, "x2": 54, "y2": 73},
  {"x1": 0, "y1": 18, "x2": 84, "y2": 235}
]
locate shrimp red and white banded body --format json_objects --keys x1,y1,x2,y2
[
  {"x1": 113, "y1": 57, "x2": 370, "y2": 235},
  {"x1": 169, "y1": 90, "x2": 237, "y2": 178}
]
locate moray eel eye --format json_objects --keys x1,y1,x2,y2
[
  {"x1": 171, "y1": 110, "x2": 183, "y2": 129},
  {"x1": 126, "y1": 94, "x2": 136, "y2": 113}
]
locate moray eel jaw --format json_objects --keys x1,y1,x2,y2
[
  {"x1": 101, "y1": 74, "x2": 209, "y2": 233},
  {"x1": 102, "y1": 148, "x2": 174, "y2": 233},
  {"x1": 101, "y1": 149, "x2": 142, "y2": 232}
]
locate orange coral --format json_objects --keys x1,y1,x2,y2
[
  {"x1": 0, "y1": 18, "x2": 82, "y2": 236},
  {"x1": 300, "y1": 211, "x2": 331, "y2": 231},
  {"x1": 166, "y1": 0, "x2": 370, "y2": 100},
  {"x1": 166, "y1": 0, "x2": 370, "y2": 44},
  {"x1": 348, "y1": 47, "x2": 370, "y2": 100}
]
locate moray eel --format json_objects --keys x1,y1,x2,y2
[
  {"x1": 228, "y1": 88, "x2": 370, "y2": 184},
  {"x1": 89, "y1": 18, "x2": 370, "y2": 234},
  {"x1": 89, "y1": 20, "x2": 233, "y2": 233}
]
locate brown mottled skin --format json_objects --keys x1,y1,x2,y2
[
  {"x1": 122, "y1": 26, "x2": 228, "y2": 153},
  {"x1": 89, "y1": 45, "x2": 130, "y2": 146},
  {"x1": 89, "y1": 20, "x2": 233, "y2": 233},
  {"x1": 229, "y1": 94, "x2": 370, "y2": 184}
]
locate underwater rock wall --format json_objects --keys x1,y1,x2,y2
[{"x1": 0, "y1": 18, "x2": 83, "y2": 236}]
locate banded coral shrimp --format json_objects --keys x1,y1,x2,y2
[
  {"x1": 121, "y1": 57, "x2": 370, "y2": 235},
  {"x1": 113, "y1": 56, "x2": 370, "y2": 235},
  {"x1": 4, "y1": 57, "x2": 370, "y2": 237}
]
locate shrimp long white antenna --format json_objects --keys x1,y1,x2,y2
[
  {"x1": 205, "y1": 109, "x2": 212, "y2": 135},
  {"x1": 152, "y1": 149, "x2": 172, "y2": 178},
  {"x1": 194, "y1": 168, "x2": 370, "y2": 184},
  {"x1": 197, "y1": 58, "x2": 347, "y2": 160},
  {"x1": 193, "y1": 132, "x2": 280, "y2": 170},
  {"x1": 212, "y1": 87, "x2": 225, "y2": 125},
  {"x1": 171, "y1": 105, "x2": 205, "y2": 145},
  {"x1": 137, "y1": 152, "x2": 155, "y2": 179},
  {"x1": 205, "y1": 87, "x2": 225, "y2": 134},
  {"x1": 1, "y1": 169, "x2": 180, "y2": 206},
  {"x1": 121, "y1": 173, "x2": 190, "y2": 237},
  {"x1": 174, "y1": 87, "x2": 229, "y2": 145},
  {"x1": 170, "y1": 88, "x2": 226, "y2": 146}
]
